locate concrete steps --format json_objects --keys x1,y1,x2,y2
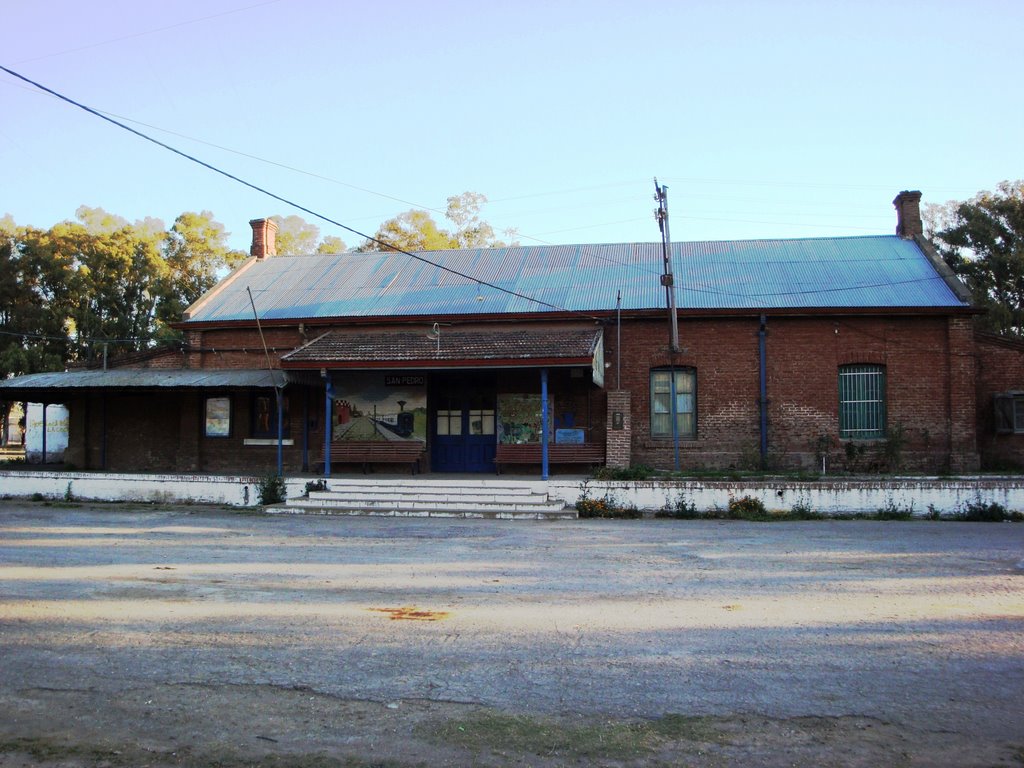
[{"x1": 282, "y1": 477, "x2": 577, "y2": 519}]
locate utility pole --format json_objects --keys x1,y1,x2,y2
[
  {"x1": 654, "y1": 179, "x2": 679, "y2": 353},
  {"x1": 654, "y1": 178, "x2": 681, "y2": 471}
]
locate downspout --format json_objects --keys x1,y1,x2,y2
[{"x1": 759, "y1": 314, "x2": 768, "y2": 470}]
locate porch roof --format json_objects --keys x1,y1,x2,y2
[
  {"x1": 0, "y1": 368, "x2": 289, "y2": 401},
  {"x1": 281, "y1": 327, "x2": 603, "y2": 370}
]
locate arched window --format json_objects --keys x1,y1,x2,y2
[
  {"x1": 838, "y1": 364, "x2": 886, "y2": 439},
  {"x1": 650, "y1": 368, "x2": 696, "y2": 439}
]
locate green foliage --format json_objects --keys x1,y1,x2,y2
[
  {"x1": 656, "y1": 490, "x2": 699, "y2": 519},
  {"x1": 593, "y1": 464, "x2": 654, "y2": 481},
  {"x1": 727, "y1": 495, "x2": 767, "y2": 519},
  {"x1": 256, "y1": 474, "x2": 286, "y2": 505},
  {"x1": 359, "y1": 192, "x2": 516, "y2": 252},
  {"x1": 956, "y1": 499, "x2": 1010, "y2": 521},
  {"x1": 575, "y1": 482, "x2": 641, "y2": 519},
  {"x1": 875, "y1": 499, "x2": 914, "y2": 519},
  {"x1": 927, "y1": 181, "x2": 1024, "y2": 336}
]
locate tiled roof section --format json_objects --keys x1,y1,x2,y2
[
  {"x1": 282, "y1": 327, "x2": 602, "y2": 367},
  {"x1": 183, "y1": 236, "x2": 971, "y2": 324}
]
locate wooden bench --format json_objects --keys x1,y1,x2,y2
[
  {"x1": 319, "y1": 440, "x2": 426, "y2": 475},
  {"x1": 495, "y1": 443, "x2": 605, "y2": 474}
]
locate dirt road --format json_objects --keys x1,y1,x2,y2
[{"x1": 1, "y1": 501, "x2": 1021, "y2": 766}]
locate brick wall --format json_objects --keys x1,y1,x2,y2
[
  {"x1": 609, "y1": 314, "x2": 976, "y2": 472},
  {"x1": 974, "y1": 332, "x2": 1024, "y2": 469}
]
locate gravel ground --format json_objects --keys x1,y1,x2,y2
[{"x1": 0, "y1": 500, "x2": 1022, "y2": 767}]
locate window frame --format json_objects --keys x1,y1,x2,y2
[
  {"x1": 204, "y1": 395, "x2": 232, "y2": 438},
  {"x1": 838, "y1": 364, "x2": 886, "y2": 440},
  {"x1": 650, "y1": 367, "x2": 697, "y2": 440},
  {"x1": 994, "y1": 392, "x2": 1024, "y2": 434},
  {"x1": 251, "y1": 392, "x2": 290, "y2": 439}
]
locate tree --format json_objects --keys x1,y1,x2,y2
[
  {"x1": 359, "y1": 192, "x2": 516, "y2": 252},
  {"x1": 159, "y1": 211, "x2": 246, "y2": 327},
  {"x1": 927, "y1": 181, "x2": 1024, "y2": 337},
  {"x1": 316, "y1": 235, "x2": 347, "y2": 255},
  {"x1": 271, "y1": 214, "x2": 320, "y2": 256}
]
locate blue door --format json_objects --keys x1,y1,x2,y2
[{"x1": 432, "y1": 388, "x2": 496, "y2": 472}]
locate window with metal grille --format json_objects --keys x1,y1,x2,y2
[
  {"x1": 650, "y1": 368, "x2": 696, "y2": 439},
  {"x1": 838, "y1": 364, "x2": 886, "y2": 439},
  {"x1": 993, "y1": 393, "x2": 1024, "y2": 433}
]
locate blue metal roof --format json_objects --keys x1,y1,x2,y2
[{"x1": 182, "y1": 236, "x2": 969, "y2": 323}]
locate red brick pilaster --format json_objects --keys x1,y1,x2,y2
[
  {"x1": 606, "y1": 390, "x2": 632, "y2": 469},
  {"x1": 948, "y1": 316, "x2": 979, "y2": 471}
]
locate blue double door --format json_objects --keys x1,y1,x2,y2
[{"x1": 431, "y1": 375, "x2": 497, "y2": 473}]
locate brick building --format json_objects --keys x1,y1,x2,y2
[{"x1": 3, "y1": 190, "x2": 1013, "y2": 476}]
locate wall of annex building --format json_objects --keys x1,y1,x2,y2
[
  {"x1": 611, "y1": 314, "x2": 978, "y2": 473},
  {"x1": 974, "y1": 333, "x2": 1024, "y2": 471}
]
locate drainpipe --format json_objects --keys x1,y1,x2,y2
[
  {"x1": 759, "y1": 314, "x2": 768, "y2": 470},
  {"x1": 541, "y1": 368, "x2": 549, "y2": 481}
]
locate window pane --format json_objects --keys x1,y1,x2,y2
[{"x1": 651, "y1": 368, "x2": 696, "y2": 438}]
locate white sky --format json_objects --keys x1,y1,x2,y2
[{"x1": 2, "y1": 0, "x2": 1021, "y2": 252}]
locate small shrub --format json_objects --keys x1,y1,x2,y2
[
  {"x1": 874, "y1": 499, "x2": 914, "y2": 520},
  {"x1": 926, "y1": 504, "x2": 942, "y2": 521},
  {"x1": 304, "y1": 479, "x2": 327, "y2": 495},
  {"x1": 727, "y1": 495, "x2": 767, "y2": 520},
  {"x1": 957, "y1": 500, "x2": 1008, "y2": 522},
  {"x1": 788, "y1": 497, "x2": 822, "y2": 520},
  {"x1": 31, "y1": 492, "x2": 45, "y2": 502},
  {"x1": 256, "y1": 473, "x2": 286, "y2": 505},
  {"x1": 63, "y1": 482, "x2": 74, "y2": 502},
  {"x1": 593, "y1": 464, "x2": 654, "y2": 481},
  {"x1": 575, "y1": 489, "x2": 642, "y2": 519},
  {"x1": 656, "y1": 491, "x2": 699, "y2": 519}
]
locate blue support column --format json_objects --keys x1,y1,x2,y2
[
  {"x1": 275, "y1": 388, "x2": 284, "y2": 477},
  {"x1": 541, "y1": 368, "x2": 549, "y2": 480},
  {"x1": 323, "y1": 378, "x2": 334, "y2": 478}
]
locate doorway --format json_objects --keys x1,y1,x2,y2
[{"x1": 431, "y1": 375, "x2": 496, "y2": 472}]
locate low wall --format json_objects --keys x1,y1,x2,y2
[
  {"x1": 3, "y1": 470, "x2": 1024, "y2": 514},
  {"x1": 0, "y1": 470, "x2": 309, "y2": 507},
  {"x1": 548, "y1": 477, "x2": 1024, "y2": 515}
]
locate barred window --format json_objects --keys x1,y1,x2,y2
[
  {"x1": 838, "y1": 364, "x2": 886, "y2": 439},
  {"x1": 994, "y1": 393, "x2": 1024, "y2": 434},
  {"x1": 650, "y1": 368, "x2": 696, "y2": 439}
]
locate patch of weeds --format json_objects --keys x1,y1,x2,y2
[
  {"x1": 30, "y1": 492, "x2": 45, "y2": 502},
  {"x1": 576, "y1": 481, "x2": 642, "y2": 519},
  {"x1": 593, "y1": 464, "x2": 655, "y2": 481},
  {"x1": 305, "y1": 479, "x2": 328, "y2": 495},
  {"x1": 64, "y1": 481, "x2": 74, "y2": 502},
  {"x1": 874, "y1": 499, "x2": 914, "y2": 520},
  {"x1": 656, "y1": 490, "x2": 699, "y2": 519},
  {"x1": 257, "y1": 473, "x2": 287, "y2": 505},
  {"x1": 788, "y1": 495, "x2": 822, "y2": 520},
  {"x1": 956, "y1": 499, "x2": 1009, "y2": 522},
  {"x1": 727, "y1": 494, "x2": 768, "y2": 520},
  {"x1": 421, "y1": 711, "x2": 729, "y2": 761}
]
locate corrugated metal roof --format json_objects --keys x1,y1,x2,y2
[
  {"x1": 0, "y1": 369, "x2": 287, "y2": 393},
  {"x1": 183, "y1": 236, "x2": 969, "y2": 324}
]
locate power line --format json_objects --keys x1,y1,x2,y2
[{"x1": 0, "y1": 64, "x2": 574, "y2": 315}]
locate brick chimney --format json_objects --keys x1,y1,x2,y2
[
  {"x1": 249, "y1": 217, "x2": 278, "y2": 259},
  {"x1": 892, "y1": 190, "x2": 923, "y2": 239}
]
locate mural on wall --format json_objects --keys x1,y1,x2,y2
[
  {"x1": 497, "y1": 394, "x2": 554, "y2": 444},
  {"x1": 331, "y1": 373, "x2": 426, "y2": 443}
]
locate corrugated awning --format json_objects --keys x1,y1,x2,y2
[
  {"x1": 0, "y1": 368, "x2": 290, "y2": 401},
  {"x1": 282, "y1": 327, "x2": 605, "y2": 372}
]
